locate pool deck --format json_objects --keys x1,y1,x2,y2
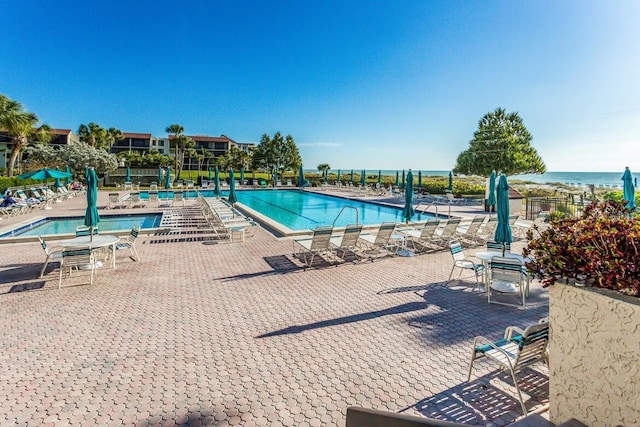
[{"x1": 0, "y1": 190, "x2": 548, "y2": 426}]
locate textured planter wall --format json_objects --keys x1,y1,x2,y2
[{"x1": 549, "y1": 283, "x2": 640, "y2": 425}]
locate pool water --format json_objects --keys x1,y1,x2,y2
[
  {"x1": 229, "y1": 190, "x2": 434, "y2": 230},
  {"x1": 0, "y1": 213, "x2": 163, "y2": 238}
]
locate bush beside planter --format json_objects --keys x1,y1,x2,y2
[{"x1": 549, "y1": 282, "x2": 640, "y2": 425}]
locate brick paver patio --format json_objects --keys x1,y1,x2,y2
[{"x1": 0, "y1": 193, "x2": 549, "y2": 426}]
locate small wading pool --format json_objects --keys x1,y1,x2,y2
[{"x1": 0, "y1": 213, "x2": 163, "y2": 239}]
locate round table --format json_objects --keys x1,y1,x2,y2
[
  {"x1": 60, "y1": 235, "x2": 120, "y2": 269},
  {"x1": 474, "y1": 251, "x2": 531, "y2": 296}
]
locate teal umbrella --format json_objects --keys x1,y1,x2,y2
[
  {"x1": 336, "y1": 169, "x2": 341, "y2": 183},
  {"x1": 65, "y1": 166, "x2": 72, "y2": 185},
  {"x1": 228, "y1": 169, "x2": 237, "y2": 205},
  {"x1": 494, "y1": 174, "x2": 513, "y2": 255},
  {"x1": 213, "y1": 166, "x2": 220, "y2": 198},
  {"x1": 361, "y1": 169, "x2": 366, "y2": 187},
  {"x1": 158, "y1": 167, "x2": 163, "y2": 185},
  {"x1": 401, "y1": 170, "x2": 405, "y2": 190},
  {"x1": 395, "y1": 171, "x2": 399, "y2": 186},
  {"x1": 125, "y1": 166, "x2": 131, "y2": 182},
  {"x1": 273, "y1": 169, "x2": 278, "y2": 186},
  {"x1": 208, "y1": 167, "x2": 212, "y2": 181},
  {"x1": 165, "y1": 167, "x2": 171, "y2": 189},
  {"x1": 240, "y1": 168, "x2": 245, "y2": 183},
  {"x1": 487, "y1": 170, "x2": 497, "y2": 210},
  {"x1": 448, "y1": 171, "x2": 453, "y2": 192},
  {"x1": 54, "y1": 167, "x2": 62, "y2": 188},
  {"x1": 298, "y1": 165, "x2": 305, "y2": 187},
  {"x1": 350, "y1": 170, "x2": 354, "y2": 184},
  {"x1": 402, "y1": 170, "x2": 415, "y2": 223},
  {"x1": 17, "y1": 167, "x2": 72, "y2": 180},
  {"x1": 378, "y1": 170, "x2": 382, "y2": 186},
  {"x1": 84, "y1": 168, "x2": 100, "y2": 241},
  {"x1": 323, "y1": 169, "x2": 328, "y2": 184},
  {"x1": 622, "y1": 167, "x2": 636, "y2": 210}
]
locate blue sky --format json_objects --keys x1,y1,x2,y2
[{"x1": 2, "y1": 1, "x2": 639, "y2": 172}]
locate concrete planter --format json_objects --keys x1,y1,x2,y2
[{"x1": 549, "y1": 282, "x2": 640, "y2": 425}]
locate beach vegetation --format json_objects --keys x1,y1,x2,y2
[
  {"x1": 0, "y1": 94, "x2": 51, "y2": 177},
  {"x1": 453, "y1": 107, "x2": 546, "y2": 177},
  {"x1": 524, "y1": 199, "x2": 640, "y2": 297},
  {"x1": 252, "y1": 132, "x2": 301, "y2": 179},
  {"x1": 166, "y1": 124, "x2": 195, "y2": 178}
]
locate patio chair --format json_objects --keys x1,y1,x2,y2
[
  {"x1": 448, "y1": 240, "x2": 484, "y2": 291},
  {"x1": 115, "y1": 227, "x2": 140, "y2": 261},
  {"x1": 488, "y1": 256, "x2": 528, "y2": 308},
  {"x1": 124, "y1": 181, "x2": 133, "y2": 191},
  {"x1": 467, "y1": 320, "x2": 550, "y2": 415},
  {"x1": 129, "y1": 192, "x2": 146, "y2": 208},
  {"x1": 58, "y1": 247, "x2": 99, "y2": 289},
  {"x1": 38, "y1": 236, "x2": 64, "y2": 278},
  {"x1": 358, "y1": 222, "x2": 400, "y2": 260},
  {"x1": 329, "y1": 224, "x2": 363, "y2": 261},
  {"x1": 458, "y1": 216, "x2": 486, "y2": 247},
  {"x1": 399, "y1": 219, "x2": 442, "y2": 251},
  {"x1": 486, "y1": 240, "x2": 511, "y2": 253},
  {"x1": 76, "y1": 225, "x2": 99, "y2": 237},
  {"x1": 173, "y1": 191, "x2": 185, "y2": 206},
  {"x1": 108, "y1": 192, "x2": 121, "y2": 209},
  {"x1": 293, "y1": 226, "x2": 334, "y2": 268},
  {"x1": 150, "y1": 182, "x2": 158, "y2": 191},
  {"x1": 436, "y1": 217, "x2": 462, "y2": 243},
  {"x1": 477, "y1": 217, "x2": 498, "y2": 243},
  {"x1": 148, "y1": 191, "x2": 159, "y2": 207}
]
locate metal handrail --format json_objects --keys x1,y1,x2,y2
[
  {"x1": 414, "y1": 200, "x2": 451, "y2": 219},
  {"x1": 333, "y1": 206, "x2": 359, "y2": 226}
]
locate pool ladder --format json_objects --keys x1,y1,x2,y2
[
  {"x1": 333, "y1": 206, "x2": 359, "y2": 226},
  {"x1": 414, "y1": 201, "x2": 451, "y2": 219}
]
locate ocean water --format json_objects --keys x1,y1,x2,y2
[{"x1": 306, "y1": 169, "x2": 635, "y2": 188}]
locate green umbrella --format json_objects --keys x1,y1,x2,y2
[
  {"x1": 298, "y1": 165, "x2": 305, "y2": 187},
  {"x1": 448, "y1": 171, "x2": 453, "y2": 192},
  {"x1": 417, "y1": 171, "x2": 422, "y2": 188},
  {"x1": 17, "y1": 167, "x2": 72, "y2": 180},
  {"x1": 361, "y1": 169, "x2": 366, "y2": 187},
  {"x1": 336, "y1": 169, "x2": 341, "y2": 183},
  {"x1": 228, "y1": 169, "x2": 237, "y2": 205},
  {"x1": 158, "y1": 167, "x2": 163, "y2": 185},
  {"x1": 65, "y1": 166, "x2": 72, "y2": 185},
  {"x1": 208, "y1": 167, "x2": 212, "y2": 181},
  {"x1": 273, "y1": 169, "x2": 278, "y2": 186},
  {"x1": 402, "y1": 170, "x2": 415, "y2": 223},
  {"x1": 240, "y1": 168, "x2": 245, "y2": 183},
  {"x1": 494, "y1": 174, "x2": 513, "y2": 255},
  {"x1": 622, "y1": 167, "x2": 636, "y2": 210},
  {"x1": 323, "y1": 169, "x2": 328, "y2": 184},
  {"x1": 125, "y1": 166, "x2": 131, "y2": 182},
  {"x1": 165, "y1": 167, "x2": 171, "y2": 189},
  {"x1": 395, "y1": 171, "x2": 399, "y2": 187},
  {"x1": 214, "y1": 166, "x2": 220, "y2": 198},
  {"x1": 378, "y1": 170, "x2": 382, "y2": 186},
  {"x1": 487, "y1": 170, "x2": 497, "y2": 209},
  {"x1": 84, "y1": 168, "x2": 100, "y2": 242},
  {"x1": 350, "y1": 170, "x2": 354, "y2": 184},
  {"x1": 401, "y1": 170, "x2": 405, "y2": 190}
]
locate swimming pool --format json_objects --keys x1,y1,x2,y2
[
  {"x1": 0, "y1": 213, "x2": 163, "y2": 238},
  {"x1": 228, "y1": 190, "x2": 434, "y2": 230}
]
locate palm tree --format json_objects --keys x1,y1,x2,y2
[
  {"x1": 77, "y1": 122, "x2": 107, "y2": 147},
  {"x1": 106, "y1": 127, "x2": 124, "y2": 152},
  {"x1": 0, "y1": 96, "x2": 42, "y2": 177},
  {"x1": 166, "y1": 124, "x2": 194, "y2": 178}
]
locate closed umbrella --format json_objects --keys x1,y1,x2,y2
[
  {"x1": 487, "y1": 170, "x2": 497, "y2": 212},
  {"x1": 165, "y1": 167, "x2": 171, "y2": 189},
  {"x1": 213, "y1": 166, "x2": 220, "y2": 198},
  {"x1": 378, "y1": 170, "x2": 382, "y2": 186},
  {"x1": 273, "y1": 169, "x2": 278, "y2": 186},
  {"x1": 418, "y1": 171, "x2": 422, "y2": 188},
  {"x1": 448, "y1": 171, "x2": 453, "y2": 192},
  {"x1": 240, "y1": 168, "x2": 245, "y2": 183},
  {"x1": 336, "y1": 169, "x2": 341, "y2": 183},
  {"x1": 298, "y1": 165, "x2": 305, "y2": 187},
  {"x1": 84, "y1": 168, "x2": 100, "y2": 242},
  {"x1": 395, "y1": 171, "x2": 399, "y2": 187},
  {"x1": 228, "y1": 169, "x2": 237, "y2": 205},
  {"x1": 126, "y1": 166, "x2": 131, "y2": 182},
  {"x1": 54, "y1": 167, "x2": 62, "y2": 188},
  {"x1": 65, "y1": 166, "x2": 72, "y2": 185},
  {"x1": 398, "y1": 170, "x2": 416, "y2": 257},
  {"x1": 401, "y1": 170, "x2": 405, "y2": 190},
  {"x1": 361, "y1": 169, "x2": 366, "y2": 187},
  {"x1": 158, "y1": 167, "x2": 163, "y2": 186},
  {"x1": 494, "y1": 174, "x2": 512, "y2": 256},
  {"x1": 622, "y1": 167, "x2": 636, "y2": 211}
]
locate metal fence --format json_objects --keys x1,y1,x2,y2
[{"x1": 524, "y1": 196, "x2": 586, "y2": 219}]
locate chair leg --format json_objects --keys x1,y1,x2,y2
[
  {"x1": 40, "y1": 258, "x2": 49, "y2": 278},
  {"x1": 509, "y1": 369, "x2": 528, "y2": 415},
  {"x1": 467, "y1": 350, "x2": 477, "y2": 382},
  {"x1": 448, "y1": 266, "x2": 456, "y2": 282}
]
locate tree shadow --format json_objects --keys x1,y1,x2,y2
[{"x1": 0, "y1": 263, "x2": 43, "y2": 284}]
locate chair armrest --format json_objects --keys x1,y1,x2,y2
[{"x1": 504, "y1": 326, "x2": 526, "y2": 340}]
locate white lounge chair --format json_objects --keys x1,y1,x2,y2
[
  {"x1": 358, "y1": 222, "x2": 400, "y2": 260},
  {"x1": 329, "y1": 224, "x2": 363, "y2": 261},
  {"x1": 293, "y1": 226, "x2": 334, "y2": 268}
]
